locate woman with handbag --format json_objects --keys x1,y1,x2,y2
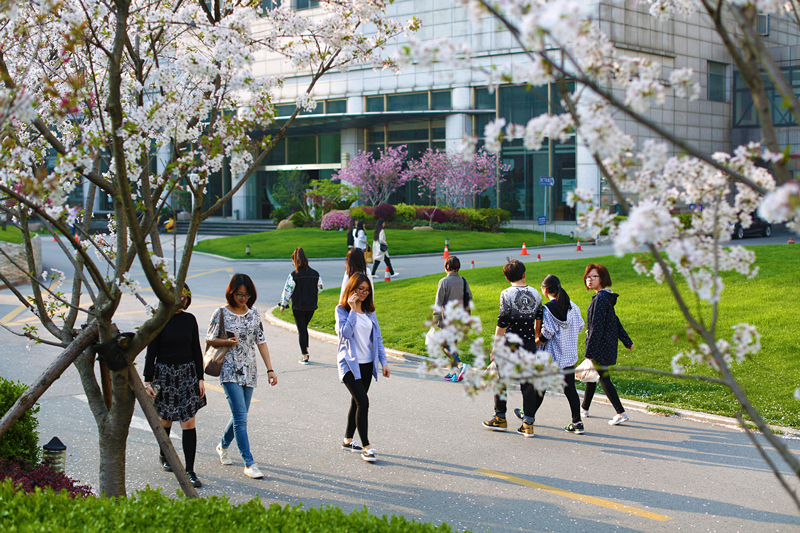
[
  {"x1": 339, "y1": 248, "x2": 374, "y2": 301},
  {"x1": 144, "y1": 284, "x2": 206, "y2": 488},
  {"x1": 581, "y1": 263, "x2": 633, "y2": 426},
  {"x1": 529, "y1": 275, "x2": 585, "y2": 434},
  {"x1": 353, "y1": 219, "x2": 368, "y2": 251},
  {"x1": 279, "y1": 247, "x2": 324, "y2": 365},
  {"x1": 336, "y1": 272, "x2": 390, "y2": 462},
  {"x1": 370, "y1": 219, "x2": 397, "y2": 278},
  {"x1": 206, "y1": 273, "x2": 277, "y2": 479}
]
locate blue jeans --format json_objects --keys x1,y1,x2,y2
[{"x1": 221, "y1": 382, "x2": 254, "y2": 466}]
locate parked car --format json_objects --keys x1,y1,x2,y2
[{"x1": 732, "y1": 213, "x2": 772, "y2": 239}]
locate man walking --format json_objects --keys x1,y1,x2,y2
[
  {"x1": 433, "y1": 256, "x2": 473, "y2": 382},
  {"x1": 482, "y1": 259, "x2": 543, "y2": 437}
]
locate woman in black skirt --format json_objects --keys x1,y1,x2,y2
[{"x1": 144, "y1": 285, "x2": 206, "y2": 488}]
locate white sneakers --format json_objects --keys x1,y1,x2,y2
[
  {"x1": 244, "y1": 464, "x2": 264, "y2": 479},
  {"x1": 216, "y1": 444, "x2": 232, "y2": 465},
  {"x1": 609, "y1": 412, "x2": 629, "y2": 426},
  {"x1": 581, "y1": 408, "x2": 590, "y2": 418}
]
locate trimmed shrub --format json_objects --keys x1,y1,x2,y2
[
  {"x1": 349, "y1": 207, "x2": 374, "y2": 224},
  {"x1": 0, "y1": 377, "x2": 40, "y2": 464},
  {"x1": 0, "y1": 481, "x2": 460, "y2": 532},
  {"x1": 442, "y1": 208, "x2": 469, "y2": 226},
  {"x1": 373, "y1": 203, "x2": 396, "y2": 222},
  {"x1": 676, "y1": 213, "x2": 693, "y2": 229},
  {"x1": 416, "y1": 207, "x2": 446, "y2": 223},
  {"x1": 0, "y1": 459, "x2": 92, "y2": 497},
  {"x1": 457, "y1": 208, "x2": 510, "y2": 232},
  {"x1": 394, "y1": 203, "x2": 417, "y2": 222},
  {"x1": 320, "y1": 211, "x2": 351, "y2": 230}
]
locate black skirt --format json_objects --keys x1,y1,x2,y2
[{"x1": 153, "y1": 362, "x2": 207, "y2": 422}]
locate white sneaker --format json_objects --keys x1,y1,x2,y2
[
  {"x1": 216, "y1": 443, "x2": 232, "y2": 465},
  {"x1": 608, "y1": 413, "x2": 629, "y2": 426},
  {"x1": 391, "y1": 273, "x2": 400, "y2": 277},
  {"x1": 244, "y1": 464, "x2": 264, "y2": 478},
  {"x1": 581, "y1": 408, "x2": 589, "y2": 418},
  {"x1": 361, "y1": 448, "x2": 376, "y2": 462}
]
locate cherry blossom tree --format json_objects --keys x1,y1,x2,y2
[
  {"x1": 403, "y1": 0, "x2": 800, "y2": 508},
  {"x1": 0, "y1": 0, "x2": 416, "y2": 497},
  {"x1": 405, "y1": 148, "x2": 509, "y2": 208},
  {"x1": 333, "y1": 145, "x2": 410, "y2": 205}
]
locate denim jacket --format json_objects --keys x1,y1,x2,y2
[{"x1": 335, "y1": 306, "x2": 388, "y2": 382}]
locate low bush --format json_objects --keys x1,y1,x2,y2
[
  {"x1": 442, "y1": 208, "x2": 469, "y2": 226},
  {"x1": 0, "y1": 459, "x2": 93, "y2": 497},
  {"x1": 394, "y1": 203, "x2": 417, "y2": 223},
  {"x1": 0, "y1": 378, "x2": 40, "y2": 464},
  {"x1": 416, "y1": 207, "x2": 446, "y2": 223},
  {"x1": 457, "y1": 208, "x2": 511, "y2": 232},
  {"x1": 676, "y1": 213, "x2": 693, "y2": 229},
  {"x1": 373, "y1": 203, "x2": 396, "y2": 221},
  {"x1": 431, "y1": 222, "x2": 468, "y2": 231},
  {"x1": 320, "y1": 211, "x2": 351, "y2": 230},
  {"x1": 349, "y1": 207, "x2": 374, "y2": 224},
  {"x1": 0, "y1": 481, "x2": 459, "y2": 532}
]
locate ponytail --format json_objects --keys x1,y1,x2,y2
[{"x1": 542, "y1": 274, "x2": 571, "y2": 316}]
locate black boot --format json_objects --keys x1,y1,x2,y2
[
  {"x1": 159, "y1": 453, "x2": 173, "y2": 472},
  {"x1": 186, "y1": 471, "x2": 202, "y2": 488}
]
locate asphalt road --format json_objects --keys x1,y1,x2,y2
[{"x1": 1, "y1": 229, "x2": 798, "y2": 532}]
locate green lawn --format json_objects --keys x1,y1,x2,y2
[
  {"x1": 0, "y1": 225, "x2": 25, "y2": 244},
  {"x1": 273, "y1": 244, "x2": 800, "y2": 428},
  {"x1": 195, "y1": 227, "x2": 572, "y2": 259}
]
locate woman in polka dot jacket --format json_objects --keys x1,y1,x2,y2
[{"x1": 581, "y1": 263, "x2": 634, "y2": 426}]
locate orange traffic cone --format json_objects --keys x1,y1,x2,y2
[
  {"x1": 576, "y1": 240, "x2": 582, "y2": 252},
  {"x1": 789, "y1": 237, "x2": 796, "y2": 244},
  {"x1": 537, "y1": 253, "x2": 541, "y2": 262},
  {"x1": 520, "y1": 242, "x2": 529, "y2": 255},
  {"x1": 384, "y1": 266, "x2": 391, "y2": 281},
  {"x1": 442, "y1": 244, "x2": 449, "y2": 259},
  {"x1": 471, "y1": 260, "x2": 475, "y2": 269}
]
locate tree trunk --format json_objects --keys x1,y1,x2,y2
[{"x1": 97, "y1": 367, "x2": 136, "y2": 497}]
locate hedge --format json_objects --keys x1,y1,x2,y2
[
  {"x1": 0, "y1": 481, "x2": 461, "y2": 533},
  {"x1": 0, "y1": 377, "x2": 40, "y2": 464}
]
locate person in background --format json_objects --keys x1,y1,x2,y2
[
  {"x1": 353, "y1": 220, "x2": 368, "y2": 251},
  {"x1": 144, "y1": 284, "x2": 205, "y2": 488},
  {"x1": 482, "y1": 259, "x2": 543, "y2": 437},
  {"x1": 581, "y1": 263, "x2": 633, "y2": 426},
  {"x1": 347, "y1": 217, "x2": 356, "y2": 250},
  {"x1": 207, "y1": 274, "x2": 277, "y2": 479},
  {"x1": 279, "y1": 247, "x2": 323, "y2": 365},
  {"x1": 339, "y1": 248, "x2": 374, "y2": 301},
  {"x1": 432, "y1": 256, "x2": 472, "y2": 382},
  {"x1": 371, "y1": 219, "x2": 398, "y2": 278},
  {"x1": 335, "y1": 273, "x2": 391, "y2": 463},
  {"x1": 525, "y1": 274, "x2": 585, "y2": 434}
]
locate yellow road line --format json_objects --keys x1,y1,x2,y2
[
  {"x1": 185, "y1": 268, "x2": 234, "y2": 280},
  {"x1": 204, "y1": 382, "x2": 260, "y2": 402},
  {"x1": 0, "y1": 304, "x2": 29, "y2": 325},
  {"x1": 475, "y1": 468, "x2": 672, "y2": 522}
]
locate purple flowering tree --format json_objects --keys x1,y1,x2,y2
[
  {"x1": 406, "y1": 149, "x2": 509, "y2": 208},
  {"x1": 334, "y1": 145, "x2": 410, "y2": 206}
]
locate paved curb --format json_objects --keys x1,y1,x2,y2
[
  {"x1": 264, "y1": 306, "x2": 800, "y2": 438},
  {"x1": 195, "y1": 240, "x2": 595, "y2": 264}
]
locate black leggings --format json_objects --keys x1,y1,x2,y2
[
  {"x1": 494, "y1": 383, "x2": 538, "y2": 418},
  {"x1": 292, "y1": 309, "x2": 315, "y2": 356},
  {"x1": 371, "y1": 256, "x2": 394, "y2": 276},
  {"x1": 494, "y1": 367, "x2": 582, "y2": 423},
  {"x1": 582, "y1": 368, "x2": 625, "y2": 414},
  {"x1": 343, "y1": 362, "x2": 374, "y2": 446}
]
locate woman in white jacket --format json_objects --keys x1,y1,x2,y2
[
  {"x1": 371, "y1": 219, "x2": 397, "y2": 278},
  {"x1": 522, "y1": 275, "x2": 586, "y2": 435}
]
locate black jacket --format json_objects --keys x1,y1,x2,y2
[
  {"x1": 584, "y1": 289, "x2": 632, "y2": 366},
  {"x1": 290, "y1": 267, "x2": 321, "y2": 311}
]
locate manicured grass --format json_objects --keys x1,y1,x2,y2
[
  {"x1": 274, "y1": 244, "x2": 800, "y2": 428},
  {"x1": 0, "y1": 225, "x2": 25, "y2": 244},
  {"x1": 195, "y1": 227, "x2": 572, "y2": 259}
]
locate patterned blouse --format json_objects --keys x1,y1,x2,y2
[{"x1": 206, "y1": 306, "x2": 267, "y2": 388}]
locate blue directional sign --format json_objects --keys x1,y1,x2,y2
[
  {"x1": 538, "y1": 216, "x2": 547, "y2": 225},
  {"x1": 540, "y1": 176, "x2": 555, "y2": 187}
]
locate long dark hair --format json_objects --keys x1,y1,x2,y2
[
  {"x1": 339, "y1": 272, "x2": 375, "y2": 313},
  {"x1": 226, "y1": 273, "x2": 257, "y2": 308},
  {"x1": 348, "y1": 217, "x2": 356, "y2": 232},
  {"x1": 373, "y1": 219, "x2": 385, "y2": 242},
  {"x1": 356, "y1": 219, "x2": 365, "y2": 233},
  {"x1": 542, "y1": 274, "x2": 570, "y2": 315},
  {"x1": 345, "y1": 247, "x2": 367, "y2": 276},
  {"x1": 292, "y1": 247, "x2": 309, "y2": 273}
]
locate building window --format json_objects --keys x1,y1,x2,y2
[
  {"x1": 261, "y1": 0, "x2": 281, "y2": 10},
  {"x1": 326, "y1": 99, "x2": 347, "y2": 114},
  {"x1": 366, "y1": 96, "x2": 384, "y2": 112},
  {"x1": 431, "y1": 90, "x2": 452, "y2": 110},
  {"x1": 758, "y1": 14, "x2": 770, "y2": 36},
  {"x1": 295, "y1": 0, "x2": 318, "y2": 10},
  {"x1": 708, "y1": 62, "x2": 727, "y2": 102},
  {"x1": 387, "y1": 92, "x2": 428, "y2": 112}
]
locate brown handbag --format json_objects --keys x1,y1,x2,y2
[
  {"x1": 364, "y1": 243, "x2": 373, "y2": 264},
  {"x1": 203, "y1": 308, "x2": 229, "y2": 377}
]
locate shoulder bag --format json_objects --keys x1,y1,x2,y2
[
  {"x1": 364, "y1": 243, "x2": 373, "y2": 263},
  {"x1": 203, "y1": 308, "x2": 229, "y2": 377}
]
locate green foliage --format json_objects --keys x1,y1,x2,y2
[
  {"x1": 290, "y1": 210, "x2": 312, "y2": 227},
  {"x1": 0, "y1": 378, "x2": 40, "y2": 464},
  {"x1": 306, "y1": 181, "x2": 360, "y2": 212},
  {"x1": 271, "y1": 206, "x2": 289, "y2": 224},
  {"x1": 0, "y1": 481, "x2": 460, "y2": 533},
  {"x1": 394, "y1": 203, "x2": 417, "y2": 223},
  {"x1": 195, "y1": 227, "x2": 570, "y2": 259},
  {"x1": 0, "y1": 225, "x2": 26, "y2": 244},
  {"x1": 676, "y1": 213, "x2": 693, "y2": 229},
  {"x1": 349, "y1": 207, "x2": 374, "y2": 224},
  {"x1": 600, "y1": 215, "x2": 627, "y2": 236},
  {"x1": 272, "y1": 170, "x2": 309, "y2": 213},
  {"x1": 275, "y1": 244, "x2": 800, "y2": 428},
  {"x1": 457, "y1": 208, "x2": 511, "y2": 232}
]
